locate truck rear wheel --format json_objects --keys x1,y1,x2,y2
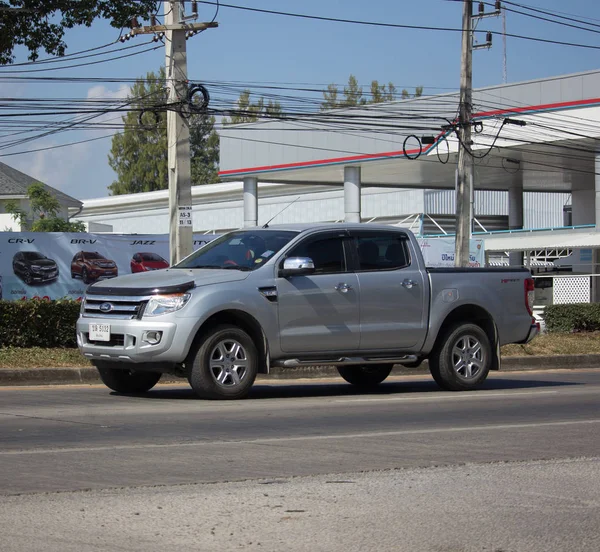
[
  {"x1": 187, "y1": 325, "x2": 258, "y2": 400},
  {"x1": 337, "y1": 364, "x2": 393, "y2": 388},
  {"x1": 429, "y1": 323, "x2": 491, "y2": 391},
  {"x1": 95, "y1": 362, "x2": 162, "y2": 393}
]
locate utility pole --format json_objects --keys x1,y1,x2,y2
[
  {"x1": 455, "y1": 0, "x2": 474, "y2": 267},
  {"x1": 164, "y1": 0, "x2": 192, "y2": 266},
  {"x1": 502, "y1": 9, "x2": 508, "y2": 84},
  {"x1": 129, "y1": 2, "x2": 217, "y2": 265},
  {"x1": 455, "y1": 0, "x2": 500, "y2": 267}
]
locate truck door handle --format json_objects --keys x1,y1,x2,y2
[
  {"x1": 334, "y1": 283, "x2": 352, "y2": 293},
  {"x1": 402, "y1": 279, "x2": 418, "y2": 289}
]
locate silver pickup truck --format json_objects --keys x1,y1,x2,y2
[{"x1": 76, "y1": 223, "x2": 539, "y2": 399}]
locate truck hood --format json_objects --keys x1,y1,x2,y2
[{"x1": 87, "y1": 268, "x2": 250, "y2": 296}]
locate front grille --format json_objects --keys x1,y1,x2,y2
[{"x1": 83, "y1": 296, "x2": 146, "y2": 320}]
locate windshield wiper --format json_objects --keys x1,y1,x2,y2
[
  {"x1": 178, "y1": 265, "x2": 222, "y2": 269},
  {"x1": 221, "y1": 265, "x2": 252, "y2": 271}
]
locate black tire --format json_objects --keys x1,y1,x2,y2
[
  {"x1": 337, "y1": 364, "x2": 393, "y2": 388},
  {"x1": 429, "y1": 323, "x2": 491, "y2": 391},
  {"x1": 82, "y1": 267, "x2": 90, "y2": 284},
  {"x1": 187, "y1": 325, "x2": 258, "y2": 400},
  {"x1": 96, "y1": 362, "x2": 162, "y2": 394},
  {"x1": 23, "y1": 270, "x2": 32, "y2": 285}
]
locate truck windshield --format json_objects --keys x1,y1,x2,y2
[{"x1": 174, "y1": 230, "x2": 298, "y2": 271}]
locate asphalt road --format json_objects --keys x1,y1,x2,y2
[{"x1": 0, "y1": 369, "x2": 599, "y2": 551}]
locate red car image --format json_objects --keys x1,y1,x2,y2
[
  {"x1": 130, "y1": 252, "x2": 170, "y2": 273},
  {"x1": 71, "y1": 251, "x2": 118, "y2": 284}
]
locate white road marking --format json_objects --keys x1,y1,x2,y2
[
  {"x1": 1, "y1": 419, "x2": 599, "y2": 456},
  {"x1": 335, "y1": 390, "x2": 560, "y2": 403}
]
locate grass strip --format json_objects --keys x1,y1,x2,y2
[{"x1": 1, "y1": 333, "x2": 599, "y2": 369}]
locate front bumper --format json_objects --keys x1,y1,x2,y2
[
  {"x1": 76, "y1": 317, "x2": 181, "y2": 363},
  {"x1": 31, "y1": 273, "x2": 58, "y2": 282}
]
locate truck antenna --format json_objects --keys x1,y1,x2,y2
[{"x1": 262, "y1": 196, "x2": 302, "y2": 228}]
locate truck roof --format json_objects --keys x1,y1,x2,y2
[{"x1": 263, "y1": 222, "x2": 411, "y2": 233}]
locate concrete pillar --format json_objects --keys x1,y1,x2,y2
[
  {"x1": 344, "y1": 166, "x2": 361, "y2": 223},
  {"x1": 508, "y1": 180, "x2": 524, "y2": 267},
  {"x1": 596, "y1": 152, "x2": 600, "y2": 231},
  {"x1": 243, "y1": 176, "x2": 258, "y2": 227},
  {"x1": 593, "y1": 153, "x2": 600, "y2": 302}
]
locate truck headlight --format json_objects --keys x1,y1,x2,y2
[{"x1": 144, "y1": 293, "x2": 191, "y2": 317}]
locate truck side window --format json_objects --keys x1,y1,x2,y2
[
  {"x1": 356, "y1": 234, "x2": 410, "y2": 271},
  {"x1": 288, "y1": 236, "x2": 347, "y2": 274}
]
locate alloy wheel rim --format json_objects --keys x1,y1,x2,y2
[
  {"x1": 451, "y1": 334, "x2": 484, "y2": 379},
  {"x1": 209, "y1": 339, "x2": 248, "y2": 388}
]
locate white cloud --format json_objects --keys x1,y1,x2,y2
[
  {"x1": 9, "y1": 138, "x2": 96, "y2": 198},
  {"x1": 87, "y1": 84, "x2": 131, "y2": 101},
  {"x1": 3, "y1": 84, "x2": 133, "y2": 200}
]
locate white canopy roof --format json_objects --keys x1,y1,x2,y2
[{"x1": 483, "y1": 228, "x2": 600, "y2": 252}]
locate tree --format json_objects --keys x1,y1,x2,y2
[
  {"x1": 342, "y1": 75, "x2": 366, "y2": 107},
  {"x1": 5, "y1": 182, "x2": 86, "y2": 231},
  {"x1": 223, "y1": 90, "x2": 282, "y2": 125},
  {"x1": 321, "y1": 84, "x2": 340, "y2": 111},
  {"x1": 321, "y1": 75, "x2": 423, "y2": 109},
  {"x1": 370, "y1": 81, "x2": 397, "y2": 104},
  {"x1": 0, "y1": 1, "x2": 157, "y2": 64},
  {"x1": 108, "y1": 68, "x2": 220, "y2": 195}
]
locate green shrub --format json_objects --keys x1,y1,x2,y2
[
  {"x1": 544, "y1": 303, "x2": 600, "y2": 333},
  {"x1": 0, "y1": 299, "x2": 80, "y2": 348}
]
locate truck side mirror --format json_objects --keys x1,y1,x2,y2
[{"x1": 279, "y1": 257, "x2": 316, "y2": 277}]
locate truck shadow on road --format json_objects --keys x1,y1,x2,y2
[{"x1": 128, "y1": 375, "x2": 581, "y2": 401}]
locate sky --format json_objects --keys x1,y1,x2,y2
[{"x1": 1, "y1": 0, "x2": 599, "y2": 201}]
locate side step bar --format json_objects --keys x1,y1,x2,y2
[{"x1": 277, "y1": 355, "x2": 419, "y2": 368}]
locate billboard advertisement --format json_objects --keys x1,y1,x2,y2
[
  {"x1": 0, "y1": 232, "x2": 485, "y2": 301},
  {"x1": 0, "y1": 232, "x2": 218, "y2": 301},
  {"x1": 417, "y1": 238, "x2": 485, "y2": 268}
]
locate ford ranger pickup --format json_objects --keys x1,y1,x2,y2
[{"x1": 76, "y1": 223, "x2": 539, "y2": 399}]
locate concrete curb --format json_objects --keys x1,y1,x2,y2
[{"x1": 0, "y1": 355, "x2": 599, "y2": 387}]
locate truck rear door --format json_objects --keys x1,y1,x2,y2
[{"x1": 349, "y1": 230, "x2": 428, "y2": 350}]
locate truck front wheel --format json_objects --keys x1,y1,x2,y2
[
  {"x1": 429, "y1": 323, "x2": 491, "y2": 391},
  {"x1": 95, "y1": 362, "x2": 162, "y2": 393},
  {"x1": 337, "y1": 364, "x2": 393, "y2": 388},
  {"x1": 187, "y1": 325, "x2": 258, "y2": 400}
]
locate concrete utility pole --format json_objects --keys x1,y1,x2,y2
[
  {"x1": 131, "y1": 2, "x2": 217, "y2": 265},
  {"x1": 454, "y1": 0, "x2": 500, "y2": 267},
  {"x1": 164, "y1": 0, "x2": 193, "y2": 266},
  {"x1": 455, "y1": 0, "x2": 474, "y2": 267}
]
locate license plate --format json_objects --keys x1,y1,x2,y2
[{"x1": 89, "y1": 323, "x2": 110, "y2": 342}]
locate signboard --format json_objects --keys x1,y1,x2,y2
[
  {"x1": 0, "y1": 232, "x2": 218, "y2": 302},
  {"x1": 178, "y1": 206, "x2": 193, "y2": 226},
  {"x1": 417, "y1": 238, "x2": 485, "y2": 268}
]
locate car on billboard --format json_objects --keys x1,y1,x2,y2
[
  {"x1": 130, "y1": 252, "x2": 169, "y2": 273},
  {"x1": 71, "y1": 251, "x2": 118, "y2": 284},
  {"x1": 12, "y1": 251, "x2": 59, "y2": 285}
]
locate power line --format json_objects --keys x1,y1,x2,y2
[
  {"x1": 501, "y1": 0, "x2": 600, "y2": 29},
  {"x1": 195, "y1": 0, "x2": 600, "y2": 50},
  {"x1": 0, "y1": 42, "x2": 161, "y2": 74},
  {"x1": 471, "y1": 0, "x2": 600, "y2": 34}
]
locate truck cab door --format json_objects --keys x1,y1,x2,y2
[
  {"x1": 350, "y1": 230, "x2": 428, "y2": 351},
  {"x1": 276, "y1": 232, "x2": 360, "y2": 354}
]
